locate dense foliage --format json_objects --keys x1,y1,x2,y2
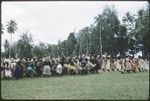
[{"x1": 1, "y1": 4, "x2": 149, "y2": 58}]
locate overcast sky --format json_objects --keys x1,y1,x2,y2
[{"x1": 1, "y1": 1, "x2": 148, "y2": 52}]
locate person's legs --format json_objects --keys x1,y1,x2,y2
[
  {"x1": 132, "y1": 69, "x2": 136, "y2": 73},
  {"x1": 144, "y1": 69, "x2": 148, "y2": 72},
  {"x1": 14, "y1": 69, "x2": 19, "y2": 79},
  {"x1": 95, "y1": 68, "x2": 99, "y2": 73},
  {"x1": 138, "y1": 68, "x2": 142, "y2": 72},
  {"x1": 142, "y1": 68, "x2": 145, "y2": 72},
  {"x1": 30, "y1": 73, "x2": 33, "y2": 78},
  {"x1": 123, "y1": 69, "x2": 129, "y2": 74},
  {"x1": 28, "y1": 70, "x2": 33, "y2": 78},
  {"x1": 36, "y1": 67, "x2": 39, "y2": 76},
  {"x1": 107, "y1": 69, "x2": 110, "y2": 72},
  {"x1": 127, "y1": 70, "x2": 131, "y2": 73},
  {"x1": 20, "y1": 69, "x2": 23, "y2": 78},
  {"x1": 82, "y1": 70, "x2": 86, "y2": 75}
]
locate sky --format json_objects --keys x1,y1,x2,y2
[{"x1": 1, "y1": 1, "x2": 148, "y2": 52}]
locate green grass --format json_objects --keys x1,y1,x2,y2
[{"x1": 1, "y1": 71, "x2": 149, "y2": 100}]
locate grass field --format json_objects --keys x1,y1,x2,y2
[{"x1": 1, "y1": 71, "x2": 149, "y2": 100}]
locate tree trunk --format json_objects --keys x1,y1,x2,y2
[{"x1": 9, "y1": 33, "x2": 12, "y2": 58}]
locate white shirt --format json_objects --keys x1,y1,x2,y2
[
  {"x1": 56, "y1": 64, "x2": 63, "y2": 74},
  {"x1": 5, "y1": 69, "x2": 12, "y2": 78},
  {"x1": 43, "y1": 65, "x2": 51, "y2": 75}
]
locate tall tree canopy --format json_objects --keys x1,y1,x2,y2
[
  {"x1": 2, "y1": 4, "x2": 149, "y2": 58},
  {"x1": 67, "y1": 32, "x2": 77, "y2": 56},
  {"x1": 6, "y1": 20, "x2": 18, "y2": 58}
]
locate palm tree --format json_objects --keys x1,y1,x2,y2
[
  {"x1": 1, "y1": 23, "x2": 4, "y2": 35},
  {"x1": 6, "y1": 20, "x2": 18, "y2": 58},
  {"x1": 122, "y1": 12, "x2": 136, "y2": 45},
  {"x1": 4, "y1": 39, "x2": 10, "y2": 58},
  {"x1": 1, "y1": 23, "x2": 4, "y2": 53},
  {"x1": 94, "y1": 14, "x2": 104, "y2": 57}
]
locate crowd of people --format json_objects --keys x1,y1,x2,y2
[{"x1": 1, "y1": 54, "x2": 149, "y2": 80}]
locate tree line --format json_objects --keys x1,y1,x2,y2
[{"x1": 1, "y1": 4, "x2": 149, "y2": 59}]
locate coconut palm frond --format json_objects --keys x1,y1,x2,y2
[{"x1": 6, "y1": 20, "x2": 18, "y2": 34}]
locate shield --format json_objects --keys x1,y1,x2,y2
[
  {"x1": 64, "y1": 64, "x2": 77, "y2": 71},
  {"x1": 73, "y1": 62, "x2": 82, "y2": 70},
  {"x1": 87, "y1": 61, "x2": 96, "y2": 68}
]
